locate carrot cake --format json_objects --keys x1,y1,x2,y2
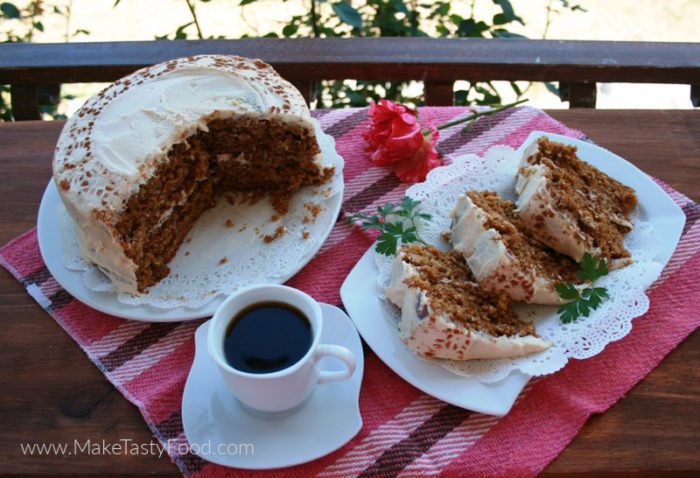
[
  {"x1": 385, "y1": 244, "x2": 549, "y2": 360},
  {"x1": 515, "y1": 137, "x2": 637, "y2": 267},
  {"x1": 53, "y1": 55, "x2": 334, "y2": 294},
  {"x1": 450, "y1": 191, "x2": 583, "y2": 304}
]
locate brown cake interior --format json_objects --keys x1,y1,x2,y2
[
  {"x1": 526, "y1": 137, "x2": 637, "y2": 261},
  {"x1": 467, "y1": 191, "x2": 581, "y2": 284},
  {"x1": 114, "y1": 115, "x2": 333, "y2": 291},
  {"x1": 399, "y1": 244, "x2": 538, "y2": 338}
]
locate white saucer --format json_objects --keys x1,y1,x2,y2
[{"x1": 181, "y1": 303, "x2": 363, "y2": 469}]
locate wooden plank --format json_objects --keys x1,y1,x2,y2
[
  {"x1": 0, "y1": 38, "x2": 698, "y2": 85},
  {"x1": 560, "y1": 82, "x2": 597, "y2": 108},
  {"x1": 10, "y1": 85, "x2": 41, "y2": 121},
  {"x1": 290, "y1": 79, "x2": 314, "y2": 105},
  {"x1": 424, "y1": 80, "x2": 454, "y2": 106},
  {"x1": 0, "y1": 111, "x2": 698, "y2": 476}
]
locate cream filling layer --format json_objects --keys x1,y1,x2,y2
[{"x1": 450, "y1": 193, "x2": 571, "y2": 305}]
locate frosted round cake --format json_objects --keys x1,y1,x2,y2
[{"x1": 53, "y1": 55, "x2": 333, "y2": 294}]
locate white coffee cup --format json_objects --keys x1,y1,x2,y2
[{"x1": 208, "y1": 284, "x2": 356, "y2": 413}]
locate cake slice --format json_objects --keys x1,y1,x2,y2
[
  {"x1": 450, "y1": 191, "x2": 583, "y2": 305},
  {"x1": 515, "y1": 137, "x2": 637, "y2": 268},
  {"x1": 385, "y1": 244, "x2": 549, "y2": 361}
]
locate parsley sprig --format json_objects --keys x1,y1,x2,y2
[
  {"x1": 556, "y1": 252, "x2": 610, "y2": 323},
  {"x1": 347, "y1": 197, "x2": 432, "y2": 256}
]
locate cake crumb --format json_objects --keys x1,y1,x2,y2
[
  {"x1": 185, "y1": 237, "x2": 192, "y2": 244},
  {"x1": 304, "y1": 202, "x2": 322, "y2": 219},
  {"x1": 225, "y1": 193, "x2": 236, "y2": 205},
  {"x1": 271, "y1": 214, "x2": 280, "y2": 221},
  {"x1": 263, "y1": 226, "x2": 287, "y2": 243},
  {"x1": 225, "y1": 219, "x2": 235, "y2": 228},
  {"x1": 184, "y1": 251, "x2": 190, "y2": 256},
  {"x1": 219, "y1": 257, "x2": 228, "y2": 265},
  {"x1": 441, "y1": 231, "x2": 451, "y2": 243},
  {"x1": 302, "y1": 230, "x2": 310, "y2": 240},
  {"x1": 238, "y1": 225, "x2": 247, "y2": 233},
  {"x1": 303, "y1": 215, "x2": 311, "y2": 224}
]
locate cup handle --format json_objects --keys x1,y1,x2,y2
[{"x1": 316, "y1": 344, "x2": 356, "y2": 384}]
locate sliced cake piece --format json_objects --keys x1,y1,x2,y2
[
  {"x1": 450, "y1": 191, "x2": 583, "y2": 305},
  {"x1": 515, "y1": 137, "x2": 637, "y2": 268},
  {"x1": 385, "y1": 244, "x2": 549, "y2": 361}
]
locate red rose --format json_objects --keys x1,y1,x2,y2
[
  {"x1": 363, "y1": 100, "x2": 443, "y2": 182},
  {"x1": 393, "y1": 127, "x2": 441, "y2": 183}
]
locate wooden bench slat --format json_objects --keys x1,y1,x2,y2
[{"x1": 1, "y1": 38, "x2": 699, "y2": 85}]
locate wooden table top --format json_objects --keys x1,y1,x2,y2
[{"x1": 0, "y1": 109, "x2": 698, "y2": 477}]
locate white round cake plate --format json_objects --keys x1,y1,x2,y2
[
  {"x1": 37, "y1": 173, "x2": 343, "y2": 322},
  {"x1": 181, "y1": 304, "x2": 363, "y2": 469}
]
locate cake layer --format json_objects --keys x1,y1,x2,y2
[
  {"x1": 386, "y1": 245, "x2": 549, "y2": 361},
  {"x1": 451, "y1": 191, "x2": 582, "y2": 305},
  {"x1": 515, "y1": 137, "x2": 637, "y2": 267}
]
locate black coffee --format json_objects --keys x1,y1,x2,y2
[{"x1": 223, "y1": 302, "x2": 312, "y2": 374}]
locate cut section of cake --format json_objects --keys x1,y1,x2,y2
[
  {"x1": 515, "y1": 137, "x2": 637, "y2": 267},
  {"x1": 53, "y1": 55, "x2": 334, "y2": 294},
  {"x1": 450, "y1": 191, "x2": 583, "y2": 305},
  {"x1": 385, "y1": 244, "x2": 549, "y2": 361}
]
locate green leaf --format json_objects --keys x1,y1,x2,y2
[
  {"x1": 282, "y1": 24, "x2": 298, "y2": 37},
  {"x1": 0, "y1": 2, "x2": 21, "y2": 19},
  {"x1": 577, "y1": 252, "x2": 608, "y2": 281},
  {"x1": 332, "y1": 1, "x2": 363, "y2": 28},
  {"x1": 174, "y1": 21, "x2": 194, "y2": 39},
  {"x1": 393, "y1": 0, "x2": 409, "y2": 14},
  {"x1": 492, "y1": 13, "x2": 509, "y2": 25},
  {"x1": 400, "y1": 196, "x2": 421, "y2": 213},
  {"x1": 455, "y1": 19, "x2": 489, "y2": 37},
  {"x1": 492, "y1": 0, "x2": 524, "y2": 25},
  {"x1": 557, "y1": 302, "x2": 579, "y2": 324},
  {"x1": 239, "y1": 0, "x2": 260, "y2": 5},
  {"x1": 491, "y1": 29, "x2": 527, "y2": 39},
  {"x1": 401, "y1": 226, "x2": 418, "y2": 243},
  {"x1": 556, "y1": 282, "x2": 579, "y2": 301},
  {"x1": 376, "y1": 233, "x2": 398, "y2": 256},
  {"x1": 544, "y1": 82, "x2": 560, "y2": 96},
  {"x1": 377, "y1": 203, "x2": 398, "y2": 217},
  {"x1": 33, "y1": 21, "x2": 44, "y2": 32}
]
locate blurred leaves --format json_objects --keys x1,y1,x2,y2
[{"x1": 1, "y1": 0, "x2": 588, "y2": 120}]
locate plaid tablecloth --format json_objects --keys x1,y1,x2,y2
[{"x1": 2, "y1": 106, "x2": 699, "y2": 477}]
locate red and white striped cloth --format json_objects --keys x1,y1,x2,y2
[{"x1": 2, "y1": 106, "x2": 699, "y2": 478}]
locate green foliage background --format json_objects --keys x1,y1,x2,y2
[{"x1": 1, "y1": 0, "x2": 585, "y2": 120}]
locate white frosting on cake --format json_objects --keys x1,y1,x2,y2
[
  {"x1": 515, "y1": 140, "x2": 589, "y2": 262},
  {"x1": 52, "y1": 55, "x2": 319, "y2": 294},
  {"x1": 515, "y1": 138, "x2": 633, "y2": 269},
  {"x1": 450, "y1": 193, "x2": 573, "y2": 305},
  {"x1": 386, "y1": 251, "x2": 549, "y2": 360}
]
